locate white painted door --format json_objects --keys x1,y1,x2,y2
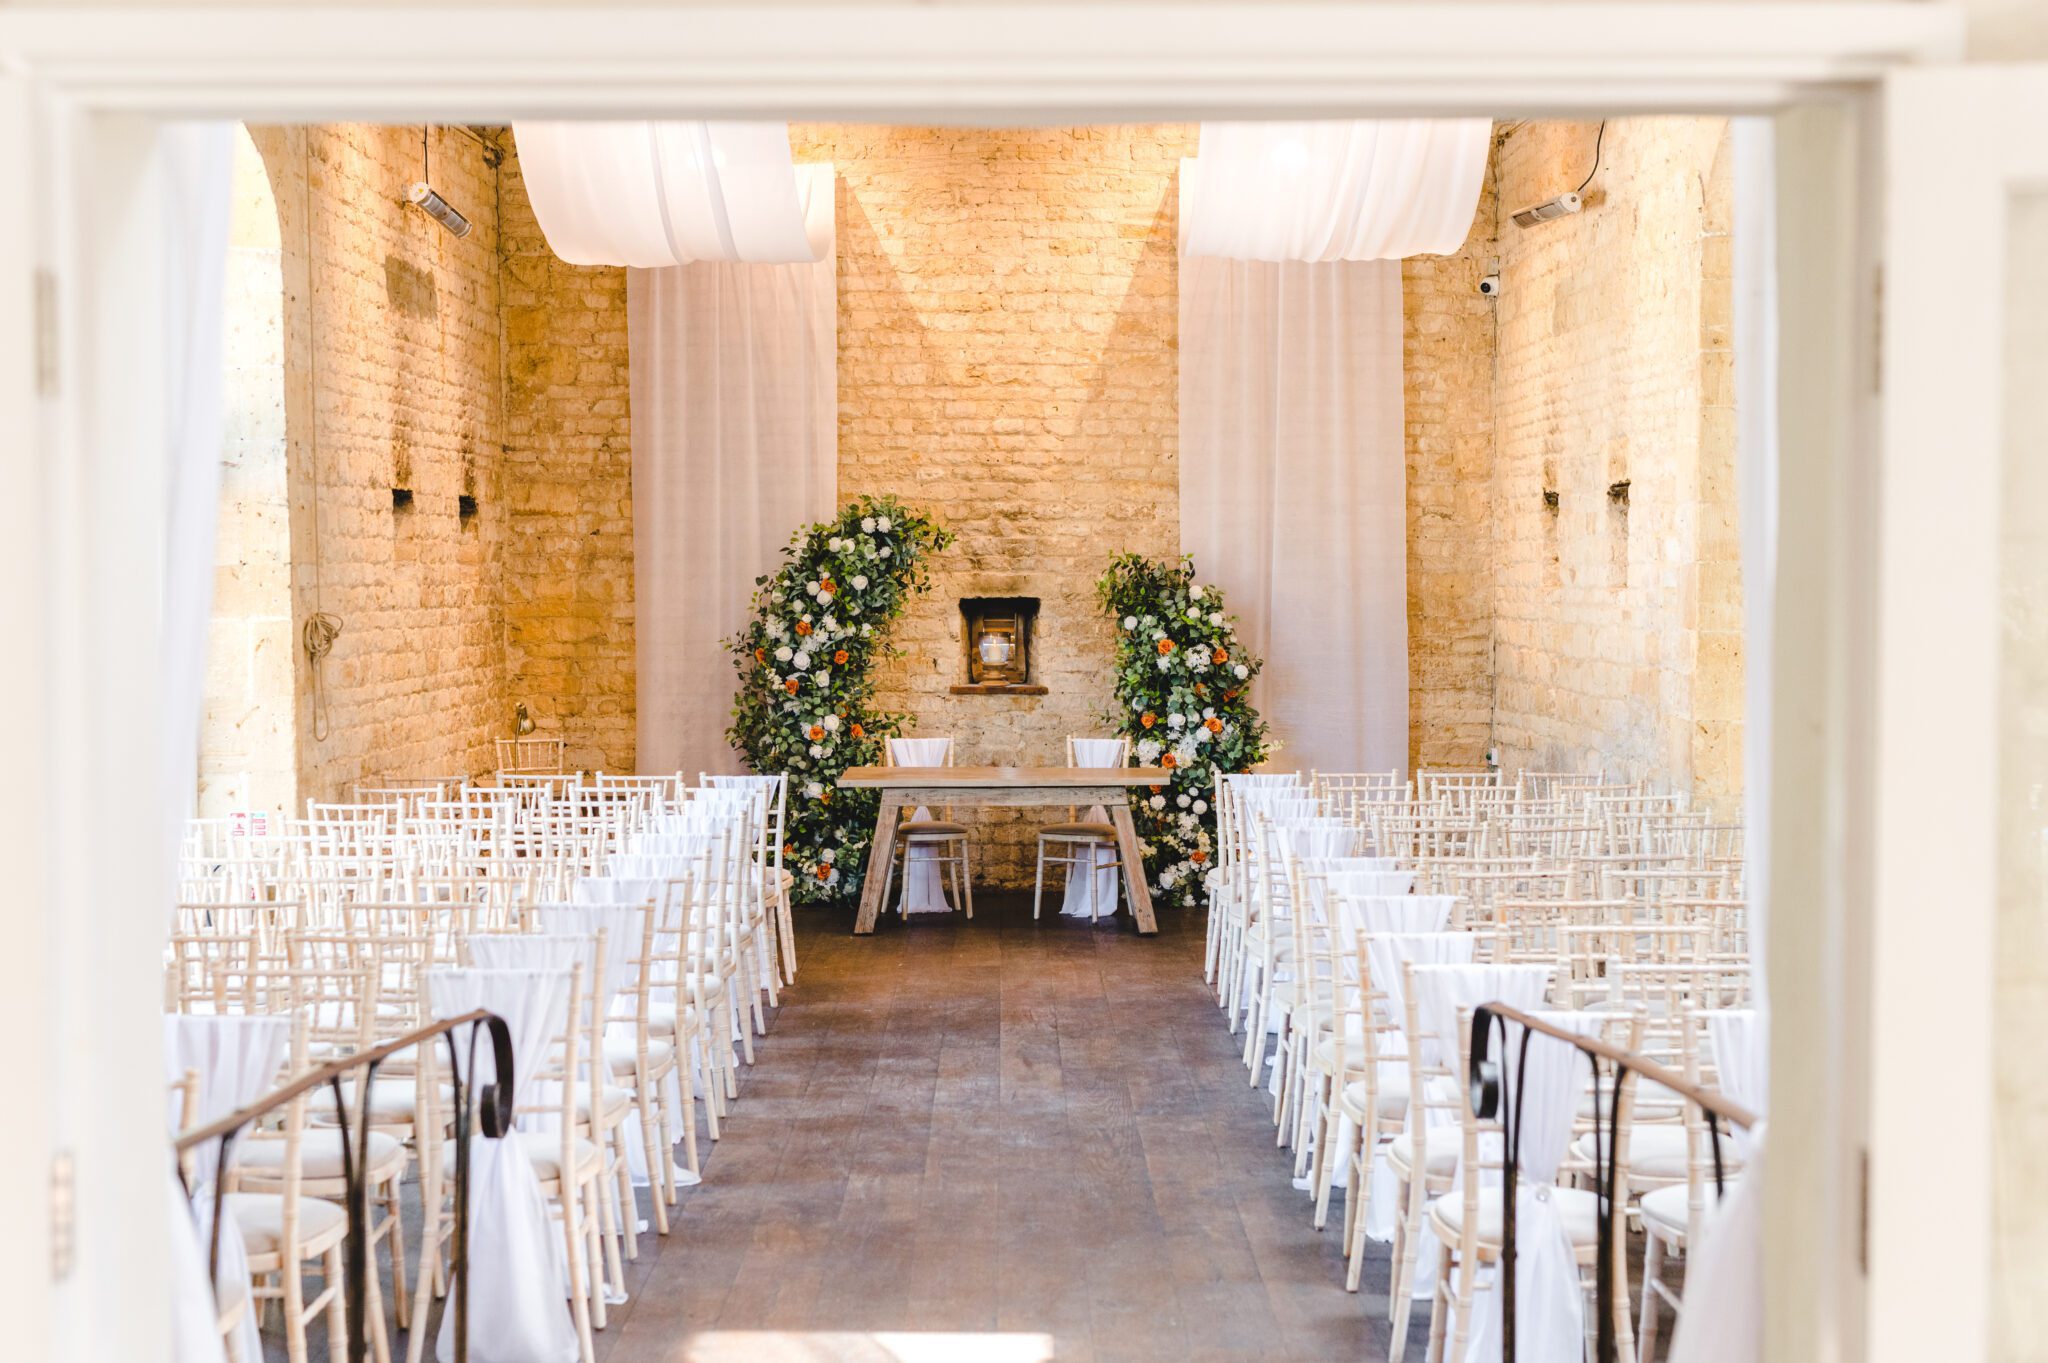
[{"x1": 1873, "y1": 65, "x2": 2048, "y2": 1363}]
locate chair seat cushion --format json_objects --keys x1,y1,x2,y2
[
  {"x1": 1639, "y1": 1180, "x2": 1726, "y2": 1240},
  {"x1": 605, "y1": 1035, "x2": 675, "y2": 1072},
  {"x1": 1387, "y1": 1131, "x2": 1459, "y2": 1176},
  {"x1": 1431, "y1": 1185, "x2": 1602, "y2": 1248},
  {"x1": 224, "y1": 1192, "x2": 348, "y2": 1260},
  {"x1": 1570, "y1": 1125, "x2": 1746, "y2": 1187},
  {"x1": 513, "y1": 1131, "x2": 604, "y2": 1181},
  {"x1": 902, "y1": 821, "x2": 969, "y2": 837},
  {"x1": 1340, "y1": 1069, "x2": 1412, "y2": 1120},
  {"x1": 237, "y1": 1130, "x2": 406, "y2": 1183},
  {"x1": 1040, "y1": 822, "x2": 1117, "y2": 838},
  {"x1": 311, "y1": 1077, "x2": 437, "y2": 1124}
]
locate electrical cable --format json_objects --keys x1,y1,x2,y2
[{"x1": 1575, "y1": 120, "x2": 1607, "y2": 195}]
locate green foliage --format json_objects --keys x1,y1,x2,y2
[
  {"x1": 1095, "y1": 553, "x2": 1271, "y2": 908},
  {"x1": 728, "y1": 496, "x2": 953, "y2": 903}
]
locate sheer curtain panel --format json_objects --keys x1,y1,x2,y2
[
  {"x1": 1179, "y1": 253, "x2": 1408, "y2": 774},
  {"x1": 630, "y1": 168, "x2": 837, "y2": 776}
]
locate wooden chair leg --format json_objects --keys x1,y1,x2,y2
[
  {"x1": 1033, "y1": 844, "x2": 1046, "y2": 918},
  {"x1": 322, "y1": 1243, "x2": 348, "y2": 1363}
]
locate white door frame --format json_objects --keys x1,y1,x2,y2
[{"x1": 0, "y1": 5, "x2": 1967, "y2": 1361}]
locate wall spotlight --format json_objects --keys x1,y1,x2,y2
[
  {"x1": 1511, "y1": 192, "x2": 1582, "y2": 228},
  {"x1": 407, "y1": 124, "x2": 472, "y2": 238},
  {"x1": 408, "y1": 181, "x2": 472, "y2": 238}
]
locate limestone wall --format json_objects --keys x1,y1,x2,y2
[{"x1": 1487, "y1": 117, "x2": 1742, "y2": 804}]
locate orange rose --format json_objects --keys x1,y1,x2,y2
[
  {"x1": 755, "y1": 647, "x2": 766, "y2": 663},
  {"x1": 1212, "y1": 648, "x2": 1229, "y2": 665},
  {"x1": 1194, "y1": 683, "x2": 1208, "y2": 697},
  {"x1": 850, "y1": 723, "x2": 865, "y2": 739},
  {"x1": 1223, "y1": 688, "x2": 1239, "y2": 701},
  {"x1": 1161, "y1": 753, "x2": 1178, "y2": 770},
  {"x1": 1190, "y1": 850, "x2": 1208, "y2": 865},
  {"x1": 834, "y1": 649, "x2": 849, "y2": 665},
  {"x1": 815, "y1": 865, "x2": 831, "y2": 881},
  {"x1": 784, "y1": 678, "x2": 800, "y2": 694},
  {"x1": 809, "y1": 725, "x2": 825, "y2": 741},
  {"x1": 1205, "y1": 717, "x2": 1224, "y2": 734},
  {"x1": 1150, "y1": 784, "x2": 1164, "y2": 794},
  {"x1": 783, "y1": 842, "x2": 795, "y2": 857},
  {"x1": 821, "y1": 578, "x2": 837, "y2": 594},
  {"x1": 795, "y1": 619, "x2": 813, "y2": 636},
  {"x1": 1140, "y1": 712, "x2": 1157, "y2": 729},
  {"x1": 1157, "y1": 638, "x2": 1175, "y2": 655}
]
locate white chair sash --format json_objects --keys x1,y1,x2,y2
[
  {"x1": 889, "y1": 737, "x2": 957, "y2": 914},
  {"x1": 1332, "y1": 893, "x2": 1453, "y2": 937},
  {"x1": 1470, "y1": 1010, "x2": 1609, "y2": 1363},
  {"x1": 427, "y1": 968, "x2": 580, "y2": 1363},
  {"x1": 164, "y1": 1014, "x2": 291, "y2": 1363},
  {"x1": 1060, "y1": 738, "x2": 1127, "y2": 919},
  {"x1": 1667, "y1": 1127, "x2": 1765, "y2": 1363}
]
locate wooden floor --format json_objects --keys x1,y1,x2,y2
[{"x1": 592, "y1": 891, "x2": 1429, "y2": 1363}]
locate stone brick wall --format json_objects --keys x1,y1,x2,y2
[
  {"x1": 785, "y1": 124, "x2": 1189, "y2": 883},
  {"x1": 243, "y1": 124, "x2": 510, "y2": 804},
  {"x1": 1403, "y1": 174, "x2": 1499, "y2": 773},
  {"x1": 1487, "y1": 117, "x2": 1742, "y2": 802},
  {"x1": 498, "y1": 154, "x2": 636, "y2": 773}
]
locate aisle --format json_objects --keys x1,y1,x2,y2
[{"x1": 594, "y1": 892, "x2": 1428, "y2": 1363}]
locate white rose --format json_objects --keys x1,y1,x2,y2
[
  {"x1": 861, "y1": 624, "x2": 873, "y2": 636},
  {"x1": 1190, "y1": 585, "x2": 1205, "y2": 601},
  {"x1": 827, "y1": 537, "x2": 842, "y2": 552},
  {"x1": 1194, "y1": 727, "x2": 1212, "y2": 744},
  {"x1": 1156, "y1": 657, "x2": 1171, "y2": 672},
  {"x1": 813, "y1": 669, "x2": 830, "y2": 685},
  {"x1": 1167, "y1": 713, "x2": 1185, "y2": 729},
  {"x1": 792, "y1": 651, "x2": 811, "y2": 671},
  {"x1": 1187, "y1": 609, "x2": 1202, "y2": 623},
  {"x1": 775, "y1": 645, "x2": 793, "y2": 662},
  {"x1": 806, "y1": 580, "x2": 820, "y2": 595},
  {"x1": 861, "y1": 517, "x2": 877, "y2": 532},
  {"x1": 1233, "y1": 664, "x2": 1249, "y2": 680},
  {"x1": 823, "y1": 715, "x2": 840, "y2": 732},
  {"x1": 1193, "y1": 799, "x2": 1209, "y2": 814},
  {"x1": 1153, "y1": 629, "x2": 1167, "y2": 641},
  {"x1": 1160, "y1": 870, "x2": 1178, "y2": 889},
  {"x1": 879, "y1": 545, "x2": 892, "y2": 558},
  {"x1": 1203, "y1": 707, "x2": 1216, "y2": 718},
  {"x1": 820, "y1": 849, "x2": 835, "y2": 864},
  {"x1": 1176, "y1": 794, "x2": 1191, "y2": 808},
  {"x1": 809, "y1": 744, "x2": 825, "y2": 758},
  {"x1": 804, "y1": 782, "x2": 824, "y2": 800},
  {"x1": 1137, "y1": 739, "x2": 1162, "y2": 762},
  {"x1": 852, "y1": 575, "x2": 869, "y2": 590},
  {"x1": 1149, "y1": 795, "x2": 1166, "y2": 811},
  {"x1": 878, "y1": 516, "x2": 893, "y2": 531},
  {"x1": 1210, "y1": 612, "x2": 1224, "y2": 626},
  {"x1": 1122, "y1": 615, "x2": 1138, "y2": 631}
]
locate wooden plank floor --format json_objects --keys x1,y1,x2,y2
[{"x1": 593, "y1": 891, "x2": 1429, "y2": 1363}]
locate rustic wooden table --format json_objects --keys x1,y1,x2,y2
[{"x1": 835, "y1": 765, "x2": 1170, "y2": 934}]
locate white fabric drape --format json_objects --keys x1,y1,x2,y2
[
  {"x1": 1471, "y1": 1014, "x2": 1609, "y2": 1363},
  {"x1": 427, "y1": 969, "x2": 580, "y2": 1363},
  {"x1": 156, "y1": 121, "x2": 235, "y2": 1363},
  {"x1": 164, "y1": 1014, "x2": 291, "y2": 1363},
  {"x1": 630, "y1": 175, "x2": 837, "y2": 777},
  {"x1": 1059, "y1": 738, "x2": 1129, "y2": 919},
  {"x1": 512, "y1": 122, "x2": 829, "y2": 267},
  {"x1": 1670, "y1": 117, "x2": 1779, "y2": 1363},
  {"x1": 1179, "y1": 252, "x2": 1408, "y2": 774},
  {"x1": 889, "y1": 738, "x2": 957, "y2": 914},
  {"x1": 1181, "y1": 121, "x2": 1490, "y2": 262}
]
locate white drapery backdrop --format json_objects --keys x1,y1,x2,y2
[
  {"x1": 1181, "y1": 120, "x2": 1491, "y2": 262},
  {"x1": 1178, "y1": 252, "x2": 1409, "y2": 774},
  {"x1": 154, "y1": 119, "x2": 236, "y2": 1363},
  {"x1": 512, "y1": 122, "x2": 829, "y2": 267},
  {"x1": 629, "y1": 162, "x2": 837, "y2": 777}
]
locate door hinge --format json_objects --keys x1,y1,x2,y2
[
  {"x1": 34, "y1": 269, "x2": 58, "y2": 398},
  {"x1": 49, "y1": 1151, "x2": 74, "y2": 1281},
  {"x1": 1857, "y1": 1145, "x2": 1870, "y2": 1277}
]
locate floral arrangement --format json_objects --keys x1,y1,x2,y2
[
  {"x1": 728, "y1": 496, "x2": 953, "y2": 903},
  {"x1": 1096, "y1": 553, "x2": 1271, "y2": 908}
]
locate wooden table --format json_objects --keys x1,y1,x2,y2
[{"x1": 837, "y1": 765, "x2": 1169, "y2": 935}]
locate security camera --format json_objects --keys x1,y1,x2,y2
[{"x1": 1478, "y1": 274, "x2": 1501, "y2": 297}]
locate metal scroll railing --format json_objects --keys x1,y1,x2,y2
[
  {"x1": 1468, "y1": 1002, "x2": 1760, "y2": 1363},
  {"x1": 172, "y1": 1009, "x2": 515, "y2": 1363}
]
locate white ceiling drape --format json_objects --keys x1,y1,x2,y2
[
  {"x1": 1180, "y1": 119, "x2": 1491, "y2": 262},
  {"x1": 512, "y1": 121, "x2": 829, "y2": 266}
]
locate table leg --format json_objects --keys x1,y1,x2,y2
[
  {"x1": 1109, "y1": 800, "x2": 1158, "y2": 935},
  {"x1": 854, "y1": 793, "x2": 904, "y2": 934}
]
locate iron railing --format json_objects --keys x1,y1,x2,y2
[
  {"x1": 1468, "y1": 1003, "x2": 1759, "y2": 1363},
  {"x1": 173, "y1": 1009, "x2": 515, "y2": 1363}
]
